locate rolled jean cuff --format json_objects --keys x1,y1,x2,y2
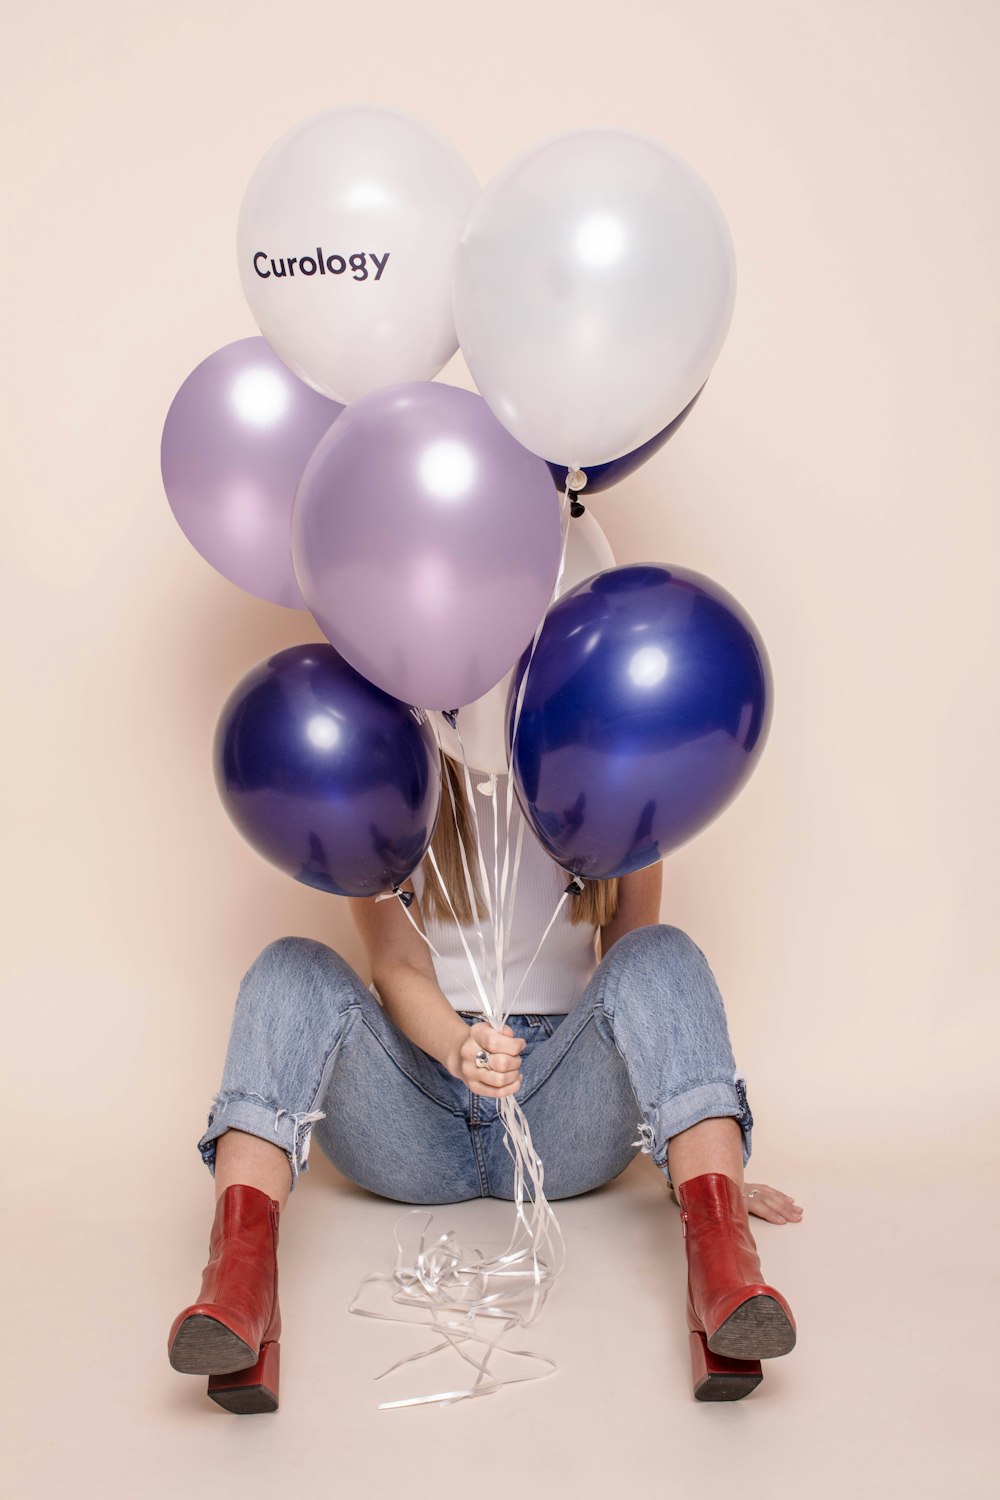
[
  {"x1": 648, "y1": 1071, "x2": 754, "y2": 1184},
  {"x1": 196, "y1": 1090, "x2": 326, "y2": 1194}
]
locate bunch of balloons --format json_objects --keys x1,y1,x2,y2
[{"x1": 160, "y1": 105, "x2": 771, "y2": 895}]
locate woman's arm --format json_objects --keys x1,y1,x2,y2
[
  {"x1": 349, "y1": 881, "x2": 470, "y2": 1072},
  {"x1": 598, "y1": 862, "x2": 664, "y2": 957},
  {"x1": 349, "y1": 884, "x2": 524, "y2": 1096}
]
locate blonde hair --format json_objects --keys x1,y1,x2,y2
[{"x1": 419, "y1": 752, "x2": 620, "y2": 931}]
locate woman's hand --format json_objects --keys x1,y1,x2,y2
[
  {"x1": 741, "y1": 1182, "x2": 803, "y2": 1223},
  {"x1": 448, "y1": 1021, "x2": 526, "y2": 1098}
]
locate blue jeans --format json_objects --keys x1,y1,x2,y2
[{"x1": 196, "y1": 923, "x2": 754, "y2": 1201}]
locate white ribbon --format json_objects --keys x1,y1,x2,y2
[
  {"x1": 348, "y1": 492, "x2": 578, "y2": 1409},
  {"x1": 347, "y1": 1208, "x2": 559, "y2": 1408}
]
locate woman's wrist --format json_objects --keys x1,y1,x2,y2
[
  {"x1": 443, "y1": 1020, "x2": 472, "y2": 1078},
  {"x1": 373, "y1": 958, "x2": 471, "y2": 1076}
]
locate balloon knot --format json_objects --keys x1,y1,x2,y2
[
  {"x1": 442, "y1": 709, "x2": 459, "y2": 728},
  {"x1": 564, "y1": 875, "x2": 585, "y2": 897},
  {"x1": 377, "y1": 885, "x2": 414, "y2": 907},
  {"x1": 569, "y1": 498, "x2": 586, "y2": 518}
]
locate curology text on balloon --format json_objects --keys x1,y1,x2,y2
[{"x1": 251, "y1": 250, "x2": 390, "y2": 281}]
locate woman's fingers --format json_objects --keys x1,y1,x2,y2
[
  {"x1": 465, "y1": 1054, "x2": 523, "y2": 1096},
  {"x1": 483, "y1": 1050, "x2": 522, "y2": 1074},
  {"x1": 470, "y1": 1022, "x2": 525, "y2": 1059},
  {"x1": 461, "y1": 1024, "x2": 525, "y2": 1096},
  {"x1": 463, "y1": 1040, "x2": 522, "y2": 1076},
  {"x1": 465, "y1": 1024, "x2": 524, "y2": 1087},
  {"x1": 744, "y1": 1182, "x2": 803, "y2": 1223}
]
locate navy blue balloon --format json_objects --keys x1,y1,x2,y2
[
  {"x1": 507, "y1": 565, "x2": 772, "y2": 879},
  {"x1": 214, "y1": 643, "x2": 441, "y2": 897},
  {"x1": 546, "y1": 386, "x2": 704, "y2": 496}
]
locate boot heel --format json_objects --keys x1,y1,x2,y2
[
  {"x1": 689, "y1": 1329, "x2": 762, "y2": 1402},
  {"x1": 207, "y1": 1340, "x2": 280, "y2": 1414}
]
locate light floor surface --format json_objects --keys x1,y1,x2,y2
[{"x1": 5, "y1": 1140, "x2": 995, "y2": 1500}]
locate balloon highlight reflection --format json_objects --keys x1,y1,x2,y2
[
  {"x1": 214, "y1": 644, "x2": 442, "y2": 898},
  {"x1": 508, "y1": 565, "x2": 773, "y2": 879}
]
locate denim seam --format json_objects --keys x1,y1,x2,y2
[
  {"x1": 285, "y1": 1004, "x2": 365, "y2": 1188},
  {"x1": 209, "y1": 1087, "x2": 286, "y2": 1117},
  {"x1": 514, "y1": 1026, "x2": 576, "y2": 1105},
  {"x1": 594, "y1": 940, "x2": 657, "y2": 1134},
  {"x1": 516, "y1": 1005, "x2": 631, "y2": 1109},
  {"x1": 659, "y1": 1099, "x2": 746, "y2": 1134},
  {"x1": 468, "y1": 1095, "x2": 490, "y2": 1195},
  {"x1": 304, "y1": 1003, "x2": 361, "y2": 1114},
  {"x1": 665, "y1": 1074, "x2": 744, "y2": 1102},
  {"x1": 359, "y1": 1011, "x2": 465, "y2": 1117}
]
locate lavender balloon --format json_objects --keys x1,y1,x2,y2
[
  {"x1": 161, "y1": 337, "x2": 343, "y2": 608},
  {"x1": 292, "y1": 382, "x2": 563, "y2": 709}
]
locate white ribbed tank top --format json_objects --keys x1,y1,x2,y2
[{"x1": 409, "y1": 770, "x2": 599, "y2": 1015}]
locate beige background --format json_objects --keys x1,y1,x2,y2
[{"x1": 3, "y1": 1, "x2": 997, "y2": 1495}]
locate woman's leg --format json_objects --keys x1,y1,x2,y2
[
  {"x1": 477, "y1": 923, "x2": 754, "y2": 1199},
  {"x1": 667, "y1": 1117, "x2": 744, "y2": 1190},
  {"x1": 175, "y1": 937, "x2": 483, "y2": 1413},
  {"x1": 196, "y1": 936, "x2": 483, "y2": 1207},
  {"x1": 471, "y1": 926, "x2": 796, "y2": 1402},
  {"x1": 214, "y1": 1131, "x2": 293, "y2": 1210}
]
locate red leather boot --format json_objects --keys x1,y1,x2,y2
[
  {"x1": 676, "y1": 1171, "x2": 796, "y2": 1402},
  {"x1": 168, "y1": 1183, "x2": 282, "y2": 1414}
]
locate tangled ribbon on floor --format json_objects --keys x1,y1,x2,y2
[{"x1": 346, "y1": 1191, "x2": 564, "y2": 1408}]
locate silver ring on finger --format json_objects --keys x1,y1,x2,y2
[
  {"x1": 474, "y1": 1047, "x2": 490, "y2": 1069},
  {"x1": 745, "y1": 1189, "x2": 758, "y2": 1198}
]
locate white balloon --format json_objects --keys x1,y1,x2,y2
[
  {"x1": 429, "y1": 509, "x2": 616, "y2": 773},
  {"x1": 238, "y1": 107, "x2": 479, "y2": 403},
  {"x1": 453, "y1": 129, "x2": 736, "y2": 469}
]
